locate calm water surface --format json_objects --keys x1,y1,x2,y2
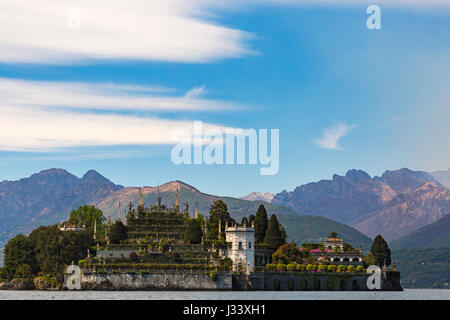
[{"x1": 0, "y1": 289, "x2": 448, "y2": 300}]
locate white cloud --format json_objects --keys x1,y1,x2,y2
[
  {"x1": 0, "y1": 78, "x2": 240, "y2": 151},
  {"x1": 185, "y1": 85, "x2": 206, "y2": 99},
  {"x1": 313, "y1": 122, "x2": 356, "y2": 150},
  {"x1": 0, "y1": 78, "x2": 239, "y2": 112},
  {"x1": 246, "y1": 0, "x2": 450, "y2": 7},
  {"x1": 0, "y1": 0, "x2": 253, "y2": 64}
]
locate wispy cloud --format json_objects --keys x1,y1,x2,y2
[
  {"x1": 0, "y1": 78, "x2": 241, "y2": 152},
  {"x1": 0, "y1": 0, "x2": 254, "y2": 64},
  {"x1": 0, "y1": 78, "x2": 240, "y2": 113},
  {"x1": 185, "y1": 85, "x2": 206, "y2": 99},
  {"x1": 313, "y1": 122, "x2": 356, "y2": 150}
]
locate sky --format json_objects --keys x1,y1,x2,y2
[{"x1": 0, "y1": 0, "x2": 449, "y2": 197}]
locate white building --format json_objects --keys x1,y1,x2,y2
[{"x1": 225, "y1": 225, "x2": 254, "y2": 275}]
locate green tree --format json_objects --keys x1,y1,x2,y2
[
  {"x1": 184, "y1": 219, "x2": 203, "y2": 244},
  {"x1": 15, "y1": 264, "x2": 33, "y2": 279},
  {"x1": 29, "y1": 225, "x2": 93, "y2": 276},
  {"x1": 329, "y1": 231, "x2": 338, "y2": 238},
  {"x1": 254, "y1": 204, "x2": 268, "y2": 244},
  {"x1": 110, "y1": 220, "x2": 128, "y2": 244},
  {"x1": 207, "y1": 200, "x2": 233, "y2": 240},
  {"x1": 272, "y1": 243, "x2": 303, "y2": 264},
  {"x1": 241, "y1": 217, "x2": 249, "y2": 226},
  {"x1": 370, "y1": 235, "x2": 392, "y2": 267},
  {"x1": 3, "y1": 234, "x2": 37, "y2": 279},
  {"x1": 68, "y1": 205, "x2": 105, "y2": 228},
  {"x1": 264, "y1": 214, "x2": 286, "y2": 250},
  {"x1": 248, "y1": 214, "x2": 255, "y2": 227},
  {"x1": 343, "y1": 242, "x2": 355, "y2": 252}
]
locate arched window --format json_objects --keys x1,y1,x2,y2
[
  {"x1": 343, "y1": 258, "x2": 349, "y2": 262},
  {"x1": 352, "y1": 258, "x2": 359, "y2": 262},
  {"x1": 339, "y1": 280, "x2": 347, "y2": 291},
  {"x1": 334, "y1": 258, "x2": 340, "y2": 262},
  {"x1": 287, "y1": 279, "x2": 294, "y2": 291},
  {"x1": 274, "y1": 279, "x2": 281, "y2": 291},
  {"x1": 352, "y1": 280, "x2": 360, "y2": 291}
]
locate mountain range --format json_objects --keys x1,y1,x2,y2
[
  {"x1": 272, "y1": 168, "x2": 450, "y2": 241},
  {"x1": 0, "y1": 169, "x2": 122, "y2": 251},
  {"x1": 0, "y1": 169, "x2": 375, "y2": 265},
  {"x1": 1, "y1": 167, "x2": 449, "y2": 266}
]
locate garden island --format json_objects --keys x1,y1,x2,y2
[{"x1": 0, "y1": 189, "x2": 401, "y2": 291}]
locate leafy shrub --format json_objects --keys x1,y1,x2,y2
[
  {"x1": 356, "y1": 265, "x2": 364, "y2": 273},
  {"x1": 337, "y1": 265, "x2": 346, "y2": 272},
  {"x1": 209, "y1": 269, "x2": 219, "y2": 281},
  {"x1": 287, "y1": 264, "x2": 296, "y2": 272},
  {"x1": 276, "y1": 264, "x2": 287, "y2": 271},
  {"x1": 129, "y1": 252, "x2": 138, "y2": 261},
  {"x1": 327, "y1": 265, "x2": 337, "y2": 272},
  {"x1": 265, "y1": 264, "x2": 277, "y2": 271},
  {"x1": 306, "y1": 264, "x2": 315, "y2": 271},
  {"x1": 318, "y1": 265, "x2": 326, "y2": 272},
  {"x1": 347, "y1": 265, "x2": 355, "y2": 272},
  {"x1": 14, "y1": 264, "x2": 33, "y2": 279},
  {"x1": 296, "y1": 264, "x2": 306, "y2": 271},
  {"x1": 78, "y1": 260, "x2": 86, "y2": 268}
]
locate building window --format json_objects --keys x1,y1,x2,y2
[
  {"x1": 249, "y1": 241, "x2": 252, "y2": 249},
  {"x1": 238, "y1": 242, "x2": 242, "y2": 249},
  {"x1": 227, "y1": 242, "x2": 232, "y2": 249}
]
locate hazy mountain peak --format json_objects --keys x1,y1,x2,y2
[
  {"x1": 345, "y1": 169, "x2": 371, "y2": 182},
  {"x1": 240, "y1": 192, "x2": 274, "y2": 203}
]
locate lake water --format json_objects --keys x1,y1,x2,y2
[{"x1": 0, "y1": 289, "x2": 448, "y2": 300}]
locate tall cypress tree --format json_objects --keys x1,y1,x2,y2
[
  {"x1": 207, "y1": 200, "x2": 233, "y2": 240},
  {"x1": 370, "y1": 235, "x2": 392, "y2": 267},
  {"x1": 184, "y1": 219, "x2": 203, "y2": 244},
  {"x1": 254, "y1": 204, "x2": 268, "y2": 244},
  {"x1": 264, "y1": 214, "x2": 286, "y2": 250},
  {"x1": 110, "y1": 220, "x2": 128, "y2": 244}
]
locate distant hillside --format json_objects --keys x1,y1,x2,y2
[
  {"x1": 94, "y1": 180, "x2": 298, "y2": 219},
  {"x1": 96, "y1": 180, "x2": 373, "y2": 250},
  {"x1": 273, "y1": 168, "x2": 450, "y2": 241},
  {"x1": 276, "y1": 215, "x2": 373, "y2": 251},
  {"x1": 0, "y1": 169, "x2": 123, "y2": 261},
  {"x1": 392, "y1": 248, "x2": 450, "y2": 289},
  {"x1": 391, "y1": 214, "x2": 450, "y2": 249}
]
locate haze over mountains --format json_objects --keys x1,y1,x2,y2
[
  {"x1": 0, "y1": 169, "x2": 122, "y2": 247},
  {"x1": 0, "y1": 168, "x2": 375, "y2": 265},
  {"x1": 272, "y1": 168, "x2": 450, "y2": 241},
  {"x1": 0, "y1": 167, "x2": 448, "y2": 265}
]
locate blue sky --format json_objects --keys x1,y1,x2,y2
[{"x1": 0, "y1": 1, "x2": 449, "y2": 197}]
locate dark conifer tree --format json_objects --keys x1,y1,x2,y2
[
  {"x1": 110, "y1": 220, "x2": 128, "y2": 244},
  {"x1": 370, "y1": 235, "x2": 392, "y2": 267},
  {"x1": 207, "y1": 200, "x2": 233, "y2": 240},
  {"x1": 264, "y1": 214, "x2": 286, "y2": 250},
  {"x1": 184, "y1": 219, "x2": 203, "y2": 244},
  {"x1": 254, "y1": 204, "x2": 268, "y2": 244}
]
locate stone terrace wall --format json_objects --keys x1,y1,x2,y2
[
  {"x1": 248, "y1": 271, "x2": 402, "y2": 291},
  {"x1": 80, "y1": 272, "x2": 232, "y2": 290}
]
